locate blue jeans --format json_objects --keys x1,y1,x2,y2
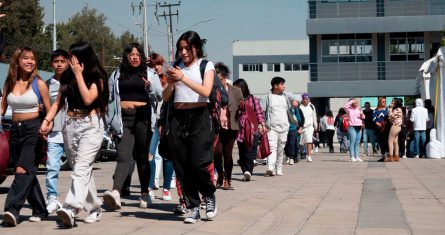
[
  {"x1": 46, "y1": 142, "x2": 65, "y2": 198},
  {"x1": 413, "y1": 130, "x2": 426, "y2": 156},
  {"x1": 363, "y1": 128, "x2": 376, "y2": 155},
  {"x1": 347, "y1": 126, "x2": 362, "y2": 159},
  {"x1": 149, "y1": 128, "x2": 175, "y2": 190}
]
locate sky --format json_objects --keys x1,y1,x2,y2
[{"x1": 40, "y1": 0, "x2": 309, "y2": 72}]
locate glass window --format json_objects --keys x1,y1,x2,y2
[
  {"x1": 284, "y1": 63, "x2": 292, "y2": 71},
  {"x1": 322, "y1": 35, "x2": 372, "y2": 63},
  {"x1": 274, "y1": 64, "x2": 280, "y2": 72},
  {"x1": 242, "y1": 64, "x2": 263, "y2": 72},
  {"x1": 390, "y1": 35, "x2": 424, "y2": 61},
  {"x1": 301, "y1": 64, "x2": 309, "y2": 71}
]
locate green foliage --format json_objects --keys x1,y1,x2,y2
[
  {"x1": 0, "y1": 0, "x2": 52, "y2": 70},
  {"x1": 0, "y1": 3, "x2": 140, "y2": 74}
]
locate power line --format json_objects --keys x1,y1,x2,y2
[{"x1": 156, "y1": 1, "x2": 180, "y2": 63}]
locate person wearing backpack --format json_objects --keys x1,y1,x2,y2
[
  {"x1": 45, "y1": 49, "x2": 70, "y2": 215},
  {"x1": 1, "y1": 47, "x2": 52, "y2": 226},
  {"x1": 284, "y1": 96, "x2": 305, "y2": 165},
  {"x1": 213, "y1": 62, "x2": 243, "y2": 190},
  {"x1": 233, "y1": 79, "x2": 266, "y2": 181},
  {"x1": 334, "y1": 108, "x2": 348, "y2": 153},
  {"x1": 163, "y1": 31, "x2": 217, "y2": 224},
  {"x1": 299, "y1": 93, "x2": 318, "y2": 162},
  {"x1": 344, "y1": 98, "x2": 365, "y2": 162},
  {"x1": 261, "y1": 77, "x2": 294, "y2": 176}
]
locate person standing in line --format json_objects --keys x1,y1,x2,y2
[
  {"x1": 45, "y1": 49, "x2": 70, "y2": 214},
  {"x1": 261, "y1": 77, "x2": 292, "y2": 176},
  {"x1": 325, "y1": 110, "x2": 336, "y2": 153},
  {"x1": 163, "y1": 31, "x2": 217, "y2": 224},
  {"x1": 344, "y1": 98, "x2": 365, "y2": 162},
  {"x1": 334, "y1": 108, "x2": 348, "y2": 153},
  {"x1": 2, "y1": 47, "x2": 51, "y2": 226},
  {"x1": 147, "y1": 52, "x2": 174, "y2": 201},
  {"x1": 362, "y1": 102, "x2": 377, "y2": 157},
  {"x1": 284, "y1": 96, "x2": 304, "y2": 165},
  {"x1": 213, "y1": 62, "x2": 243, "y2": 190},
  {"x1": 386, "y1": 98, "x2": 403, "y2": 162},
  {"x1": 104, "y1": 43, "x2": 162, "y2": 210},
  {"x1": 410, "y1": 98, "x2": 429, "y2": 158},
  {"x1": 233, "y1": 78, "x2": 266, "y2": 181},
  {"x1": 373, "y1": 97, "x2": 390, "y2": 162},
  {"x1": 40, "y1": 41, "x2": 109, "y2": 227},
  {"x1": 299, "y1": 93, "x2": 318, "y2": 162}
]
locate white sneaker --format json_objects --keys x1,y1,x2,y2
[
  {"x1": 57, "y1": 207, "x2": 75, "y2": 228},
  {"x1": 286, "y1": 157, "x2": 290, "y2": 164},
  {"x1": 3, "y1": 212, "x2": 17, "y2": 226},
  {"x1": 243, "y1": 171, "x2": 251, "y2": 181},
  {"x1": 47, "y1": 197, "x2": 62, "y2": 214},
  {"x1": 154, "y1": 179, "x2": 160, "y2": 190},
  {"x1": 356, "y1": 157, "x2": 364, "y2": 162},
  {"x1": 162, "y1": 189, "x2": 172, "y2": 201},
  {"x1": 140, "y1": 192, "x2": 153, "y2": 208},
  {"x1": 402, "y1": 155, "x2": 407, "y2": 159},
  {"x1": 289, "y1": 159, "x2": 294, "y2": 165},
  {"x1": 351, "y1": 158, "x2": 358, "y2": 162},
  {"x1": 307, "y1": 156, "x2": 312, "y2": 162},
  {"x1": 170, "y1": 178, "x2": 176, "y2": 189},
  {"x1": 266, "y1": 169, "x2": 275, "y2": 176},
  {"x1": 29, "y1": 216, "x2": 44, "y2": 222},
  {"x1": 314, "y1": 147, "x2": 319, "y2": 153},
  {"x1": 414, "y1": 155, "x2": 419, "y2": 158},
  {"x1": 276, "y1": 168, "x2": 283, "y2": 176},
  {"x1": 84, "y1": 209, "x2": 102, "y2": 224},
  {"x1": 103, "y1": 190, "x2": 121, "y2": 210}
]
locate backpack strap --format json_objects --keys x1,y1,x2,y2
[
  {"x1": 199, "y1": 59, "x2": 208, "y2": 80},
  {"x1": 31, "y1": 78, "x2": 42, "y2": 105}
]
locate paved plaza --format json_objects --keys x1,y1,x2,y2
[{"x1": 1, "y1": 147, "x2": 445, "y2": 235}]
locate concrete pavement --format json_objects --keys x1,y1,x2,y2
[{"x1": 1, "y1": 148, "x2": 445, "y2": 235}]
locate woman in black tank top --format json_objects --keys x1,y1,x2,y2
[{"x1": 40, "y1": 41, "x2": 108, "y2": 228}]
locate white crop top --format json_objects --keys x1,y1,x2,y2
[
  {"x1": 7, "y1": 89, "x2": 39, "y2": 113},
  {"x1": 174, "y1": 59, "x2": 215, "y2": 103}
]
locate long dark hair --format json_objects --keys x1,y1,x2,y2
[
  {"x1": 119, "y1": 43, "x2": 148, "y2": 80},
  {"x1": 393, "y1": 98, "x2": 402, "y2": 110},
  {"x1": 174, "y1": 31, "x2": 206, "y2": 61},
  {"x1": 327, "y1": 110, "x2": 333, "y2": 118},
  {"x1": 233, "y1": 78, "x2": 251, "y2": 99},
  {"x1": 60, "y1": 41, "x2": 108, "y2": 116},
  {"x1": 4, "y1": 47, "x2": 40, "y2": 95}
]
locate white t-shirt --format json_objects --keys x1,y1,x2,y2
[
  {"x1": 268, "y1": 94, "x2": 289, "y2": 132},
  {"x1": 174, "y1": 59, "x2": 214, "y2": 103}
]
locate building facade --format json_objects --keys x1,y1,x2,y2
[
  {"x1": 306, "y1": 0, "x2": 445, "y2": 103},
  {"x1": 232, "y1": 40, "x2": 309, "y2": 96}
]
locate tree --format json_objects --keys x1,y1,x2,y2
[{"x1": 0, "y1": 0, "x2": 52, "y2": 70}]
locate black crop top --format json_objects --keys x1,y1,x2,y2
[
  {"x1": 65, "y1": 81, "x2": 100, "y2": 111},
  {"x1": 118, "y1": 73, "x2": 149, "y2": 102}
]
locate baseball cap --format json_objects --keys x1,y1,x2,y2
[{"x1": 302, "y1": 93, "x2": 310, "y2": 100}]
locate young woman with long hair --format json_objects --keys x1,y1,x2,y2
[
  {"x1": 2, "y1": 47, "x2": 51, "y2": 226},
  {"x1": 104, "y1": 43, "x2": 162, "y2": 210},
  {"x1": 373, "y1": 97, "x2": 390, "y2": 161},
  {"x1": 163, "y1": 31, "x2": 217, "y2": 224},
  {"x1": 325, "y1": 110, "x2": 336, "y2": 153},
  {"x1": 40, "y1": 41, "x2": 109, "y2": 227},
  {"x1": 344, "y1": 98, "x2": 365, "y2": 162},
  {"x1": 386, "y1": 98, "x2": 403, "y2": 162}
]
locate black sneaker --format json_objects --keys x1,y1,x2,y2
[
  {"x1": 204, "y1": 194, "x2": 217, "y2": 220},
  {"x1": 183, "y1": 207, "x2": 200, "y2": 224}
]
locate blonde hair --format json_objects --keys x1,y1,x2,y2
[{"x1": 377, "y1": 97, "x2": 386, "y2": 109}]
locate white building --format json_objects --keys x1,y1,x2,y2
[{"x1": 232, "y1": 40, "x2": 309, "y2": 96}]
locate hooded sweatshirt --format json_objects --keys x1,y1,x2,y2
[{"x1": 410, "y1": 98, "x2": 429, "y2": 131}]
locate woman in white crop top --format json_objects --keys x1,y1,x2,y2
[
  {"x1": 1, "y1": 47, "x2": 51, "y2": 226},
  {"x1": 162, "y1": 31, "x2": 217, "y2": 224}
]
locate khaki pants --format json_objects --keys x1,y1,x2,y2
[{"x1": 62, "y1": 115, "x2": 104, "y2": 212}]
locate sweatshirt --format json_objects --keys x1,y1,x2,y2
[
  {"x1": 344, "y1": 100, "x2": 365, "y2": 127},
  {"x1": 410, "y1": 98, "x2": 429, "y2": 131}
]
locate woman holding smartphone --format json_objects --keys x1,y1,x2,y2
[{"x1": 163, "y1": 31, "x2": 217, "y2": 224}]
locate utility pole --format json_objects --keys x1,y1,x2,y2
[
  {"x1": 132, "y1": 1, "x2": 157, "y2": 56},
  {"x1": 157, "y1": 1, "x2": 180, "y2": 63},
  {"x1": 52, "y1": 0, "x2": 56, "y2": 50}
]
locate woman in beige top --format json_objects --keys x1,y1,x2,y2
[{"x1": 387, "y1": 98, "x2": 403, "y2": 162}]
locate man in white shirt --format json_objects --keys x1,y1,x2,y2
[
  {"x1": 299, "y1": 93, "x2": 318, "y2": 162},
  {"x1": 261, "y1": 77, "x2": 292, "y2": 176},
  {"x1": 410, "y1": 98, "x2": 429, "y2": 158}
]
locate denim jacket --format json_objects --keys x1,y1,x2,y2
[{"x1": 107, "y1": 68, "x2": 162, "y2": 138}]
